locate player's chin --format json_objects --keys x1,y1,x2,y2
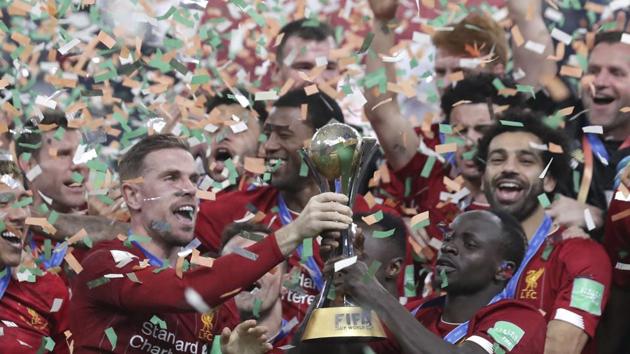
[{"x1": 1, "y1": 251, "x2": 21, "y2": 267}]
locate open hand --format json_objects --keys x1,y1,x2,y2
[{"x1": 220, "y1": 320, "x2": 272, "y2": 354}]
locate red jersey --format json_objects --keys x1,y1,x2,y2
[
  {"x1": 603, "y1": 197, "x2": 630, "y2": 289},
  {"x1": 195, "y1": 185, "x2": 382, "y2": 344},
  {"x1": 371, "y1": 297, "x2": 546, "y2": 353},
  {"x1": 0, "y1": 270, "x2": 70, "y2": 354},
  {"x1": 70, "y1": 234, "x2": 283, "y2": 353},
  {"x1": 514, "y1": 224, "x2": 612, "y2": 353}
]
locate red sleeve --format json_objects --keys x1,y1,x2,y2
[
  {"x1": 464, "y1": 301, "x2": 547, "y2": 354},
  {"x1": 603, "y1": 198, "x2": 630, "y2": 288},
  {"x1": 551, "y1": 239, "x2": 612, "y2": 337},
  {"x1": 77, "y1": 235, "x2": 284, "y2": 311},
  {"x1": 214, "y1": 298, "x2": 241, "y2": 331},
  {"x1": 195, "y1": 199, "x2": 230, "y2": 254}
]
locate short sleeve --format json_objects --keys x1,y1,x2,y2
[
  {"x1": 464, "y1": 301, "x2": 547, "y2": 354},
  {"x1": 551, "y1": 239, "x2": 612, "y2": 337}
]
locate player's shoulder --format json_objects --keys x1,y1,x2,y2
[
  {"x1": 199, "y1": 185, "x2": 277, "y2": 213},
  {"x1": 80, "y1": 238, "x2": 140, "y2": 271},
  {"x1": 475, "y1": 299, "x2": 547, "y2": 328}
]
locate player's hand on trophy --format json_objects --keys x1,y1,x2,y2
[
  {"x1": 368, "y1": 0, "x2": 399, "y2": 21},
  {"x1": 328, "y1": 258, "x2": 385, "y2": 309},
  {"x1": 291, "y1": 192, "x2": 352, "y2": 240},
  {"x1": 220, "y1": 320, "x2": 272, "y2": 354}
]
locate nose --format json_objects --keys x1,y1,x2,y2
[
  {"x1": 6, "y1": 204, "x2": 28, "y2": 226},
  {"x1": 440, "y1": 238, "x2": 458, "y2": 256},
  {"x1": 262, "y1": 133, "x2": 280, "y2": 156},
  {"x1": 593, "y1": 69, "x2": 612, "y2": 89}
]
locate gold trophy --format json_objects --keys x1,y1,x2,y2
[{"x1": 299, "y1": 122, "x2": 386, "y2": 342}]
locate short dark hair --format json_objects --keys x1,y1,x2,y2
[
  {"x1": 475, "y1": 108, "x2": 571, "y2": 188},
  {"x1": 440, "y1": 73, "x2": 526, "y2": 120},
  {"x1": 206, "y1": 87, "x2": 268, "y2": 124},
  {"x1": 118, "y1": 134, "x2": 190, "y2": 182},
  {"x1": 276, "y1": 18, "x2": 334, "y2": 62},
  {"x1": 593, "y1": 30, "x2": 627, "y2": 48},
  {"x1": 486, "y1": 209, "x2": 527, "y2": 269},
  {"x1": 220, "y1": 222, "x2": 272, "y2": 251},
  {"x1": 354, "y1": 211, "x2": 407, "y2": 258},
  {"x1": 273, "y1": 89, "x2": 344, "y2": 130},
  {"x1": 15, "y1": 110, "x2": 70, "y2": 160}
]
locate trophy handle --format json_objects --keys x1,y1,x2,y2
[{"x1": 347, "y1": 138, "x2": 379, "y2": 210}]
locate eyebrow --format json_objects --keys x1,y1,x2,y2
[{"x1": 264, "y1": 124, "x2": 292, "y2": 132}]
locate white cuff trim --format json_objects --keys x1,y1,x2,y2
[
  {"x1": 615, "y1": 262, "x2": 630, "y2": 271},
  {"x1": 466, "y1": 335, "x2": 494, "y2": 354},
  {"x1": 554, "y1": 308, "x2": 585, "y2": 330}
]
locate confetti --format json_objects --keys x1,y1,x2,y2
[
  {"x1": 334, "y1": 256, "x2": 358, "y2": 272},
  {"x1": 373, "y1": 229, "x2": 395, "y2": 239},
  {"x1": 361, "y1": 211, "x2": 383, "y2": 225}
]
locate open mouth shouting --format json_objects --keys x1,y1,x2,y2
[
  {"x1": 265, "y1": 157, "x2": 287, "y2": 173},
  {"x1": 63, "y1": 180, "x2": 85, "y2": 192},
  {"x1": 172, "y1": 204, "x2": 196, "y2": 225},
  {"x1": 1, "y1": 228, "x2": 23, "y2": 250},
  {"x1": 494, "y1": 178, "x2": 527, "y2": 205},
  {"x1": 212, "y1": 147, "x2": 233, "y2": 175}
]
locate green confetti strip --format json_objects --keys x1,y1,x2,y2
[
  {"x1": 299, "y1": 160, "x2": 309, "y2": 177},
  {"x1": 420, "y1": 156, "x2": 436, "y2": 178},
  {"x1": 499, "y1": 120, "x2": 524, "y2": 127},
  {"x1": 362, "y1": 260, "x2": 382, "y2": 283},
  {"x1": 44, "y1": 239, "x2": 52, "y2": 260},
  {"x1": 36, "y1": 336, "x2": 55, "y2": 354},
  {"x1": 373, "y1": 228, "x2": 395, "y2": 239},
  {"x1": 53, "y1": 127, "x2": 66, "y2": 140},
  {"x1": 439, "y1": 124, "x2": 453, "y2": 134},
  {"x1": 404, "y1": 265, "x2": 416, "y2": 298},
  {"x1": 439, "y1": 269, "x2": 448, "y2": 288},
  {"x1": 71, "y1": 172, "x2": 84, "y2": 183},
  {"x1": 358, "y1": 32, "x2": 375, "y2": 54},
  {"x1": 210, "y1": 334, "x2": 222, "y2": 354},
  {"x1": 87, "y1": 277, "x2": 111, "y2": 289},
  {"x1": 150, "y1": 315, "x2": 167, "y2": 329},
  {"x1": 253, "y1": 298, "x2": 262, "y2": 318},
  {"x1": 301, "y1": 239, "x2": 313, "y2": 263},
  {"x1": 537, "y1": 193, "x2": 551, "y2": 208},
  {"x1": 104, "y1": 327, "x2": 117, "y2": 350},
  {"x1": 541, "y1": 242, "x2": 554, "y2": 261}
]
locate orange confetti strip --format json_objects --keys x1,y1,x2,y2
[
  {"x1": 175, "y1": 256, "x2": 185, "y2": 279},
  {"x1": 191, "y1": 249, "x2": 215, "y2": 268},
  {"x1": 25, "y1": 217, "x2": 56, "y2": 235},
  {"x1": 557, "y1": 106, "x2": 575, "y2": 117},
  {"x1": 243, "y1": 157, "x2": 266, "y2": 174},
  {"x1": 220, "y1": 287, "x2": 242, "y2": 299},
  {"x1": 67, "y1": 228, "x2": 88, "y2": 245},
  {"x1": 435, "y1": 143, "x2": 457, "y2": 154},
  {"x1": 447, "y1": 71, "x2": 465, "y2": 84},
  {"x1": 560, "y1": 65, "x2": 583, "y2": 78},
  {"x1": 548, "y1": 143, "x2": 564, "y2": 153},
  {"x1": 196, "y1": 190, "x2": 216, "y2": 201},
  {"x1": 279, "y1": 78, "x2": 295, "y2": 97},
  {"x1": 64, "y1": 251, "x2": 83, "y2": 274},
  {"x1": 511, "y1": 26, "x2": 525, "y2": 47},
  {"x1": 363, "y1": 191, "x2": 377, "y2": 209},
  {"x1": 611, "y1": 208, "x2": 630, "y2": 222},
  {"x1": 361, "y1": 212, "x2": 381, "y2": 226},
  {"x1": 620, "y1": 107, "x2": 630, "y2": 113},
  {"x1": 410, "y1": 211, "x2": 430, "y2": 229},
  {"x1": 303, "y1": 84, "x2": 319, "y2": 96}
]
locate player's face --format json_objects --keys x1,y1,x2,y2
[
  {"x1": 435, "y1": 211, "x2": 504, "y2": 294},
  {"x1": 222, "y1": 235, "x2": 285, "y2": 314},
  {"x1": 582, "y1": 42, "x2": 630, "y2": 133},
  {"x1": 0, "y1": 179, "x2": 30, "y2": 268},
  {"x1": 29, "y1": 129, "x2": 88, "y2": 212},
  {"x1": 449, "y1": 103, "x2": 495, "y2": 180},
  {"x1": 133, "y1": 148, "x2": 199, "y2": 247},
  {"x1": 262, "y1": 107, "x2": 314, "y2": 190},
  {"x1": 207, "y1": 105, "x2": 261, "y2": 182},
  {"x1": 482, "y1": 132, "x2": 555, "y2": 221},
  {"x1": 276, "y1": 37, "x2": 339, "y2": 89}
]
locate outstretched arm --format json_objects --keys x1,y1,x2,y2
[
  {"x1": 508, "y1": 0, "x2": 557, "y2": 88},
  {"x1": 365, "y1": 0, "x2": 420, "y2": 171}
]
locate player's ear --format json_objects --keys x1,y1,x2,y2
[
  {"x1": 385, "y1": 257, "x2": 404, "y2": 279},
  {"x1": 122, "y1": 181, "x2": 142, "y2": 212},
  {"x1": 17, "y1": 151, "x2": 35, "y2": 173},
  {"x1": 495, "y1": 260, "x2": 516, "y2": 282},
  {"x1": 543, "y1": 174, "x2": 556, "y2": 193}
]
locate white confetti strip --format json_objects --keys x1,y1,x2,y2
[
  {"x1": 582, "y1": 125, "x2": 603, "y2": 134},
  {"x1": 524, "y1": 41, "x2": 546, "y2": 55},
  {"x1": 50, "y1": 298, "x2": 64, "y2": 313},
  {"x1": 584, "y1": 209, "x2": 596, "y2": 231},
  {"x1": 334, "y1": 256, "x2": 358, "y2": 272},
  {"x1": 26, "y1": 165, "x2": 42, "y2": 182},
  {"x1": 539, "y1": 158, "x2": 554, "y2": 179},
  {"x1": 551, "y1": 28, "x2": 573, "y2": 45}
]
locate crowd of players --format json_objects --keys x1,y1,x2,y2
[{"x1": 0, "y1": 0, "x2": 629, "y2": 353}]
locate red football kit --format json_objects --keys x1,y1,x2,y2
[
  {"x1": 70, "y1": 234, "x2": 283, "y2": 353},
  {"x1": 0, "y1": 270, "x2": 70, "y2": 354},
  {"x1": 514, "y1": 222, "x2": 611, "y2": 354},
  {"x1": 195, "y1": 185, "x2": 382, "y2": 345},
  {"x1": 603, "y1": 197, "x2": 630, "y2": 289},
  {"x1": 370, "y1": 297, "x2": 546, "y2": 353}
]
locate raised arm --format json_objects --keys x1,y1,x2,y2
[
  {"x1": 507, "y1": 0, "x2": 557, "y2": 89},
  {"x1": 365, "y1": 0, "x2": 420, "y2": 171}
]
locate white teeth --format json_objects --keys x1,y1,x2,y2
[
  {"x1": 499, "y1": 182, "x2": 520, "y2": 189},
  {"x1": 177, "y1": 206, "x2": 194, "y2": 212},
  {"x1": 1, "y1": 231, "x2": 20, "y2": 243}
]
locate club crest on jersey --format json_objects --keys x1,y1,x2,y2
[
  {"x1": 520, "y1": 268, "x2": 544, "y2": 300},
  {"x1": 21, "y1": 307, "x2": 48, "y2": 331},
  {"x1": 198, "y1": 311, "x2": 216, "y2": 342}
]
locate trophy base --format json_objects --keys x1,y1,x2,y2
[{"x1": 301, "y1": 307, "x2": 387, "y2": 342}]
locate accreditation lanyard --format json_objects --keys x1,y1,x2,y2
[
  {"x1": 277, "y1": 194, "x2": 324, "y2": 292},
  {"x1": 0, "y1": 267, "x2": 10, "y2": 300},
  {"x1": 130, "y1": 231, "x2": 164, "y2": 268},
  {"x1": 421, "y1": 215, "x2": 553, "y2": 344},
  {"x1": 580, "y1": 134, "x2": 630, "y2": 202},
  {"x1": 29, "y1": 232, "x2": 68, "y2": 270}
]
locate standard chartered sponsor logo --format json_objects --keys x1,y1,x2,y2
[{"x1": 128, "y1": 321, "x2": 208, "y2": 353}]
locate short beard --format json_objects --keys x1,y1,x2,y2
[{"x1": 483, "y1": 179, "x2": 544, "y2": 221}]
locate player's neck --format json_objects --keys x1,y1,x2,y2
[
  {"x1": 521, "y1": 206, "x2": 546, "y2": 242},
  {"x1": 280, "y1": 179, "x2": 319, "y2": 212},
  {"x1": 443, "y1": 286, "x2": 500, "y2": 323},
  {"x1": 129, "y1": 222, "x2": 172, "y2": 262},
  {"x1": 31, "y1": 190, "x2": 72, "y2": 214},
  {"x1": 604, "y1": 119, "x2": 630, "y2": 142}
]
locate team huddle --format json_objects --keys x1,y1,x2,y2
[{"x1": 0, "y1": 0, "x2": 629, "y2": 353}]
